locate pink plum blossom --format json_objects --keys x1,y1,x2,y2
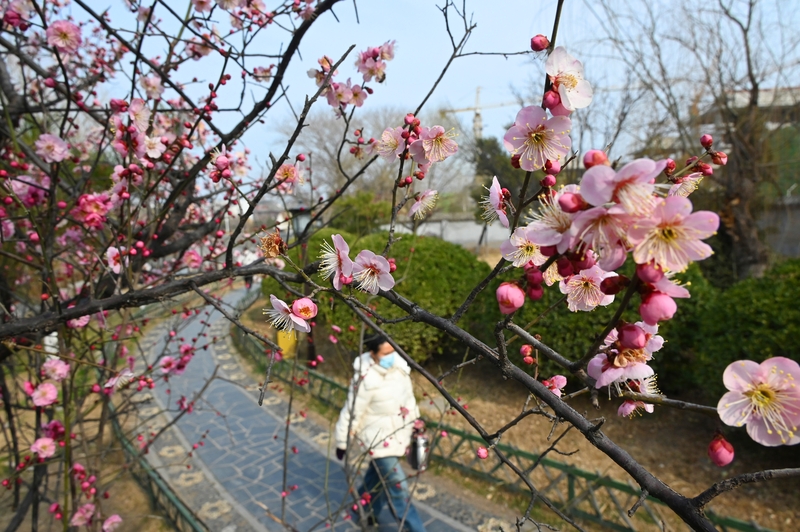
[
  {"x1": 587, "y1": 348, "x2": 654, "y2": 389},
  {"x1": 32, "y1": 383, "x2": 58, "y2": 406},
  {"x1": 352, "y1": 250, "x2": 395, "y2": 294},
  {"x1": 559, "y1": 265, "x2": 617, "y2": 312},
  {"x1": 542, "y1": 375, "x2": 567, "y2": 397},
  {"x1": 496, "y1": 282, "x2": 525, "y2": 314},
  {"x1": 70, "y1": 503, "x2": 95, "y2": 527},
  {"x1": 128, "y1": 98, "x2": 150, "y2": 133},
  {"x1": 35, "y1": 134, "x2": 69, "y2": 163},
  {"x1": 408, "y1": 126, "x2": 458, "y2": 164},
  {"x1": 717, "y1": 357, "x2": 800, "y2": 446},
  {"x1": 501, "y1": 226, "x2": 546, "y2": 268},
  {"x1": 46, "y1": 20, "x2": 82, "y2": 54},
  {"x1": 102, "y1": 515, "x2": 123, "y2": 532},
  {"x1": 42, "y1": 419, "x2": 65, "y2": 440},
  {"x1": 545, "y1": 47, "x2": 593, "y2": 111},
  {"x1": 106, "y1": 246, "x2": 124, "y2": 274},
  {"x1": 67, "y1": 313, "x2": 90, "y2": 329},
  {"x1": 31, "y1": 437, "x2": 56, "y2": 459},
  {"x1": 376, "y1": 127, "x2": 406, "y2": 160},
  {"x1": 628, "y1": 196, "x2": 719, "y2": 273},
  {"x1": 503, "y1": 106, "x2": 571, "y2": 172},
  {"x1": 42, "y1": 359, "x2": 70, "y2": 381},
  {"x1": 319, "y1": 234, "x2": 353, "y2": 290},
  {"x1": 160, "y1": 356, "x2": 177, "y2": 374},
  {"x1": 292, "y1": 298, "x2": 318, "y2": 321},
  {"x1": 265, "y1": 295, "x2": 311, "y2": 333},
  {"x1": 181, "y1": 250, "x2": 203, "y2": 269},
  {"x1": 570, "y1": 204, "x2": 631, "y2": 271},
  {"x1": 275, "y1": 163, "x2": 301, "y2": 193},
  {"x1": 527, "y1": 185, "x2": 579, "y2": 254},
  {"x1": 140, "y1": 75, "x2": 164, "y2": 99},
  {"x1": 668, "y1": 172, "x2": 704, "y2": 197},
  {"x1": 409, "y1": 190, "x2": 438, "y2": 220},
  {"x1": 618, "y1": 399, "x2": 654, "y2": 418},
  {"x1": 144, "y1": 136, "x2": 167, "y2": 159},
  {"x1": 104, "y1": 370, "x2": 134, "y2": 392},
  {"x1": 73, "y1": 193, "x2": 111, "y2": 229},
  {"x1": 579, "y1": 158, "x2": 666, "y2": 217},
  {"x1": 480, "y1": 176, "x2": 510, "y2": 228}
]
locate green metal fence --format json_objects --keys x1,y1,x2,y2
[
  {"x1": 105, "y1": 304, "x2": 209, "y2": 532},
  {"x1": 231, "y1": 312, "x2": 777, "y2": 532}
]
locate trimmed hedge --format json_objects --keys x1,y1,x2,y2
[{"x1": 262, "y1": 229, "x2": 493, "y2": 363}]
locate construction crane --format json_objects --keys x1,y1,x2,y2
[{"x1": 439, "y1": 87, "x2": 519, "y2": 140}]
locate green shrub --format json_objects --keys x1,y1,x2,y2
[
  {"x1": 262, "y1": 229, "x2": 493, "y2": 363},
  {"x1": 688, "y1": 259, "x2": 800, "y2": 398}
]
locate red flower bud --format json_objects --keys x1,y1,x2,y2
[
  {"x1": 636, "y1": 261, "x2": 664, "y2": 284},
  {"x1": 542, "y1": 90, "x2": 560, "y2": 110},
  {"x1": 530, "y1": 34, "x2": 550, "y2": 52},
  {"x1": 700, "y1": 134, "x2": 713, "y2": 150},
  {"x1": 708, "y1": 434, "x2": 734, "y2": 467},
  {"x1": 618, "y1": 323, "x2": 647, "y2": 350},
  {"x1": 540, "y1": 174, "x2": 556, "y2": 187},
  {"x1": 600, "y1": 275, "x2": 629, "y2": 295},
  {"x1": 544, "y1": 159, "x2": 561, "y2": 175},
  {"x1": 520, "y1": 344, "x2": 533, "y2": 357},
  {"x1": 583, "y1": 149, "x2": 609, "y2": 169},
  {"x1": 510, "y1": 154, "x2": 521, "y2": 169},
  {"x1": 712, "y1": 151, "x2": 728, "y2": 166},
  {"x1": 558, "y1": 192, "x2": 586, "y2": 213}
]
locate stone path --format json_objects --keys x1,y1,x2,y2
[{"x1": 130, "y1": 288, "x2": 510, "y2": 532}]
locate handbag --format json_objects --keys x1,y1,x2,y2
[{"x1": 407, "y1": 427, "x2": 429, "y2": 471}]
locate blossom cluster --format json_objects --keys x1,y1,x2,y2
[{"x1": 308, "y1": 41, "x2": 396, "y2": 117}]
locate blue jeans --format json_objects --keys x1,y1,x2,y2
[{"x1": 360, "y1": 456, "x2": 426, "y2": 532}]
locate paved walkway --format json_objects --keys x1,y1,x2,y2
[{"x1": 131, "y1": 288, "x2": 508, "y2": 532}]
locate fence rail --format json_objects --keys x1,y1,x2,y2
[{"x1": 231, "y1": 311, "x2": 777, "y2": 532}]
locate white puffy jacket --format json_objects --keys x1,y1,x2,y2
[{"x1": 334, "y1": 352, "x2": 420, "y2": 459}]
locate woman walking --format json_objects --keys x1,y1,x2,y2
[{"x1": 334, "y1": 335, "x2": 426, "y2": 532}]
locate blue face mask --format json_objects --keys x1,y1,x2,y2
[{"x1": 378, "y1": 352, "x2": 396, "y2": 369}]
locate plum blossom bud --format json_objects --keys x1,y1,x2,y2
[
  {"x1": 523, "y1": 356, "x2": 535, "y2": 365},
  {"x1": 639, "y1": 292, "x2": 677, "y2": 325},
  {"x1": 600, "y1": 275, "x2": 629, "y2": 295},
  {"x1": 520, "y1": 344, "x2": 533, "y2": 357},
  {"x1": 526, "y1": 284, "x2": 544, "y2": 301},
  {"x1": 558, "y1": 192, "x2": 586, "y2": 213},
  {"x1": 583, "y1": 150, "x2": 609, "y2": 169},
  {"x1": 544, "y1": 159, "x2": 561, "y2": 175},
  {"x1": 540, "y1": 174, "x2": 556, "y2": 187},
  {"x1": 214, "y1": 155, "x2": 230, "y2": 171},
  {"x1": 530, "y1": 34, "x2": 550, "y2": 52},
  {"x1": 556, "y1": 257, "x2": 573, "y2": 278},
  {"x1": 636, "y1": 261, "x2": 664, "y2": 284},
  {"x1": 618, "y1": 323, "x2": 647, "y2": 349},
  {"x1": 387, "y1": 258, "x2": 397, "y2": 273},
  {"x1": 664, "y1": 158, "x2": 676, "y2": 174},
  {"x1": 496, "y1": 282, "x2": 525, "y2": 314},
  {"x1": 296, "y1": 153, "x2": 306, "y2": 162},
  {"x1": 712, "y1": 151, "x2": 728, "y2": 166},
  {"x1": 524, "y1": 263, "x2": 543, "y2": 285},
  {"x1": 700, "y1": 134, "x2": 713, "y2": 150},
  {"x1": 539, "y1": 245, "x2": 557, "y2": 257},
  {"x1": 569, "y1": 251, "x2": 595, "y2": 271},
  {"x1": 708, "y1": 434, "x2": 734, "y2": 467},
  {"x1": 476, "y1": 446, "x2": 489, "y2": 459},
  {"x1": 510, "y1": 154, "x2": 521, "y2": 169},
  {"x1": 542, "y1": 90, "x2": 560, "y2": 110}
]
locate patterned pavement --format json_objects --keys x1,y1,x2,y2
[{"x1": 129, "y1": 289, "x2": 509, "y2": 532}]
